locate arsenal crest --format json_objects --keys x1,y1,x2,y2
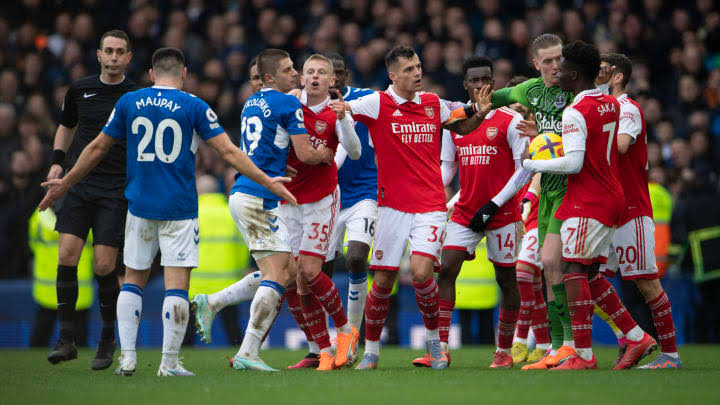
[
  {"x1": 314, "y1": 120, "x2": 327, "y2": 134},
  {"x1": 424, "y1": 106, "x2": 434, "y2": 119},
  {"x1": 486, "y1": 126, "x2": 498, "y2": 140},
  {"x1": 375, "y1": 250, "x2": 384, "y2": 260}
]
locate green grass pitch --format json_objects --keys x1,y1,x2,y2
[{"x1": 3, "y1": 346, "x2": 719, "y2": 404}]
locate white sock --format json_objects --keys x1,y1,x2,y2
[
  {"x1": 237, "y1": 282, "x2": 282, "y2": 358},
  {"x1": 208, "y1": 271, "x2": 261, "y2": 311},
  {"x1": 117, "y1": 284, "x2": 143, "y2": 360},
  {"x1": 440, "y1": 341, "x2": 448, "y2": 352},
  {"x1": 537, "y1": 343, "x2": 551, "y2": 350},
  {"x1": 514, "y1": 337, "x2": 528, "y2": 345},
  {"x1": 308, "y1": 341, "x2": 320, "y2": 355},
  {"x1": 347, "y1": 273, "x2": 368, "y2": 330},
  {"x1": 563, "y1": 340, "x2": 575, "y2": 348},
  {"x1": 338, "y1": 322, "x2": 351, "y2": 334},
  {"x1": 549, "y1": 349, "x2": 558, "y2": 356},
  {"x1": 626, "y1": 326, "x2": 644, "y2": 342},
  {"x1": 161, "y1": 290, "x2": 190, "y2": 369},
  {"x1": 614, "y1": 329, "x2": 625, "y2": 339},
  {"x1": 427, "y1": 328, "x2": 440, "y2": 341},
  {"x1": 663, "y1": 352, "x2": 679, "y2": 358},
  {"x1": 576, "y1": 347, "x2": 593, "y2": 361},
  {"x1": 497, "y1": 347, "x2": 510, "y2": 354},
  {"x1": 365, "y1": 340, "x2": 380, "y2": 356}
]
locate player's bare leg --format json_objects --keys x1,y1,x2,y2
[
  {"x1": 48, "y1": 233, "x2": 85, "y2": 365},
  {"x1": 357, "y1": 269, "x2": 396, "y2": 370},
  {"x1": 115, "y1": 267, "x2": 151, "y2": 376},
  {"x1": 491, "y1": 265, "x2": 520, "y2": 368},
  {"x1": 298, "y1": 253, "x2": 356, "y2": 369},
  {"x1": 91, "y1": 244, "x2": 120, "y2": 370},
  {"x1": 157, "y1": 266, "x2": 194, "y2": 376},
  {"x1": 635, "y1": 278, "x2": 681, "y2": 369},
  {"x1": 233, "y1": 251, "x2": 292, "y2": 372}
]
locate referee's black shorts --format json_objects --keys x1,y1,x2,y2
[{"x1": 54, "y1": 182, "x2": 127, "y2": 247}]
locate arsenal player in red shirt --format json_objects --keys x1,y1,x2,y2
[
  {"x1": 597, "y1": 53, "x2": 680, "y2": 369},
  {"x1": 337, "y1": 46, "x2": 492, "y2": 370},
  {"x1": 522, "y1": 41, "x2": 656, "y2": 370}
]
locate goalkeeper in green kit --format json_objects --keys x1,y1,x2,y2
[{"x1": 474, "y1": 33, "x2": 620, "y2": 370}]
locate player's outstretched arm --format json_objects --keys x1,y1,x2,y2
[
  {"x1": 331, "y1": 89, "x2": 362, "y2": 160},
  {"x1": 290, "y1": 133, "x2": 334, "y2": 165},
  {"x1": 207, "y1": 133, "x2": 297, "y2": 205},
  {"x1": 47, "y1": 124, "x2": 77, "y2": 181},
  {"x1": 39, "y1": 132, "x2": 116, "y2": 211},
  {"x1": 523, "y1": 150, "x2": 584, "y2": 174},
  {"x1": 443, "y1": 85, "x2": 494, "y2": 135}
]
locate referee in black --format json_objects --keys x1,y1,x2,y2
[{"x1": 47, "y1": 30, "x2": 139, "y2": 370}]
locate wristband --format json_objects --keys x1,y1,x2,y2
[
  {"x1": 52, "y1": 149, "x2": 66, "y2": 166},
  {"x1": 523, "y1": 191, "x2": 538, "y2": 205}
]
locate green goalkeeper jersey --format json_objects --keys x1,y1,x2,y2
[{"x1": 491, "y1": 77, "x2": 574, "y2": 192}]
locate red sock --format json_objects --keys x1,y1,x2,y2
[
  {"x1": 301, "y1": 293, "x2": 331, "y2": 350},
  {"x1": 562, "y1": 273, "x2": 593, "y2": 349},
  {"x1": 531, "y1": 279, "x2": 550, "y2": 345},
  {"x1": 307, "y1": 272, "x2": 348, "y2": 329},
  {"x1": 497, "y1": 307, "x2": 519, "y2": 350},
  {"x1": 648, "y1": 291, "x2": 677, "y2": 354},
  {"x1": 365, "y1": 283, "x2": 392, "y2": 342},
  {"x1": 284, "y1": 287, "x2": 314, "y2": 344},
  {"x1": 589, "y1": 273, "x2": 637, "y2": 335},
  {"x1": 516, "y1": 270, "x2": 535, "y2": 340},
  {"x1": 438, "y1": 299, "x2": 454, "y2": 344},
  {"x1": 413, "y1": 278, "x2": 440, "y2": 331}
]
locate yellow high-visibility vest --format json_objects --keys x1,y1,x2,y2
[
  {"x1": 189, "y1": 193, "x2": 250, "y2": 298},
  {"x1": 29, "y1": 209, "x2": 94, "y2": 309},
  {"x1": 454, "y1": 239, "x2": 499, "y2": 310}
]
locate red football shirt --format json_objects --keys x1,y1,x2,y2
[
  {"x1": 616, "y1": 94, "x2": 653, "y2": 225},
  {"x1": 349, "y1": 86, "x2": 452, "y2": 213},
  {"x1": 285, "y1": 97, "x2": 339, "y2": 204},
  {"x1": 554, "y1": 89, "x2": 625, "y2": 226},
  {"x1": 442, "y1": 107, "x2": 526, "y2": 229}
]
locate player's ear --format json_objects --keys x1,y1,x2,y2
[
  {"x1": 388, "y1": 70, "x2": 396, "y2": 83},
  {"x1": 149, "y1": 69, "x2": 156, "y2": 83},
  {"x1": 182, "y1": 67, "x2": 187, "y2": 81},
  {"x1": 96, "y1": 49, "x2": 102, "y2": 63},
  {"x1": 532, "y1": 58, "x2": 540, "y2": 72},
  {"x1": 126, "y1": 51, "x2": 133, "y2": 63}
]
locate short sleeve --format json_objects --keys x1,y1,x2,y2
[
  {"x1": 60, "y1": 84, "x2": 78, "y2": 128},
  {"x1": 283, "y1": 96, "x2": 306, "y2": 136},
  {"x1": 440, "y1": 129, "x2": 456, "y2": 162},
  {"x1": 193, "y1": 98, "x2": 225, "y2": 140},
  {"x1": 439, "y1": 99, "x2": 452, "y2": 123},
  {"x1": 102, "y1": 95, "x2": 127, "y2": 140},
  {"x1": 561, "y1": 108, "x2": 587, "y2": 153},
  {"x1": 618, "y1": 102, "x2": 642, "y2": 141},
  {"x1": 507, "y1": 112, "x2": 529, "y2": 160},
  {"x1": 348, "y1": 92, "x2": 380, "y2": 120}
]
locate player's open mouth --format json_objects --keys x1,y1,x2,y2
[{"x1": 311, "y1": 81, "x2": 320, "y2": 89}]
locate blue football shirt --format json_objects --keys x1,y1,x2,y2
[
  {"x1": 338, "y1": 86, "x2": 377, "y2": 208},
  {"x1": 231, "y1": 88, "x2": 306, "y2": 201},
  {"x1": 103, "y1": 85, "x2": 224, "y2": 220}
]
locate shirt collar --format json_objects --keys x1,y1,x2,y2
[
  {"x1": 387, "y1": 85, "x2": 421, "y2": 104},
  {"x1": 573, "y1": 88, "x2": 602, "y2": 102},
  {"x1": 300, "y1": 89, "x2": 330, "y2": 113},
  {"x1": 618, "y1": 93, "x2": 628, "y2": 101},
  {"x1": 152, "y1": 85, "x2": 176, "y2": 90}
]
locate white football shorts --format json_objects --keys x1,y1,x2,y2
[
  {"x1": 280, "y1": 186, "x2": 340, "y2": 261},
  {"x1": 560, "y1": 217, "x2": 615, "y2": 265},
  {"x1": 517, "y1": 227, "x2": 542, "y2": 272},
  {"x1": 124, "y1": 211, "x2": 199, "y2": 269},
  {"x1": 331, "y1": 199, "x2": 378, "y2": 259},
  {"x1": 370, "y1": 207, "x2": 446, "y2": 271},
  {"x1": 442, "y1": 220, "x2": 521, "y2": 267},
  {"x1": 229, "y1": 192, "x2": 291, "y2": 261},
  {"x1": 600, "y1": 216, "x2": 658, "y2": 280}
]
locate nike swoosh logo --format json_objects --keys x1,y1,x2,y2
[{"x1": 83, "y1": 93, "x2": 97, "y2": 98}]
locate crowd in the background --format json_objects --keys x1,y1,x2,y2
[{"x1": 1, "y1": 0, "x2": 719, "y2": 279}]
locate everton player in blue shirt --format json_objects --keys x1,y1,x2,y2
[{"x1": 39, "y1": 48, "x2": 295, "y2": 377}]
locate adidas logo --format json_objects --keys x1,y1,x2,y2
[
  {"x1": 564, "y1": 247, "x2": 571, "y2": 254},
  {"x1": 393, "y1": 109, "x2": 403, "y2": 117},
  {"x1": 625, "y1": 265, "x2": 633, "y2": 272},
  {"x1": 483, "y1": 214, "x2": 491, "y2": 222},
  {"x1": 528, "y1": 254, "x2": 536, "y2": 260},
  {"x1": 504, "y1": 252, "x2": 513, "y2": 259}
]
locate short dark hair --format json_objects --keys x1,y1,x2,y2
[
  {"x1": 462, "y1": 56, "x2": 493, "y2": 77},
  {"x1": 601, "y1": 52, "x2": 633, "y2": 88},
  {"x1": 530, "y1": 33, "x2": 562, "y2": 56},
  {"x1": 327, "y1": 52, "x2": 346, "y2": 70},
  {"x1": 151, "y1": 47, "x2": 185, "y2": 76},
  {"x1": 508, "y1": 75, "x2": 529, "y2": 87},
  {"x1": 385, "y1": 46, "x2": 417, "y2": 70},
  {"x1": 562, "y1": 40, "x2": 600, "y2": 81},
  {"x1": 249, "y1": 56, "x2": 257, "y2": 69},
  {"x1": 257, "y1": 48, "x2": 290, "y2": 81},
  {"x1": 100, "y1": 29, "x2": 131, "y2": 52}
]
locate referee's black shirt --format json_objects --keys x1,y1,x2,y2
[{"x1": 61, "y1": 74, "x2": 140, "y2": 194}]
